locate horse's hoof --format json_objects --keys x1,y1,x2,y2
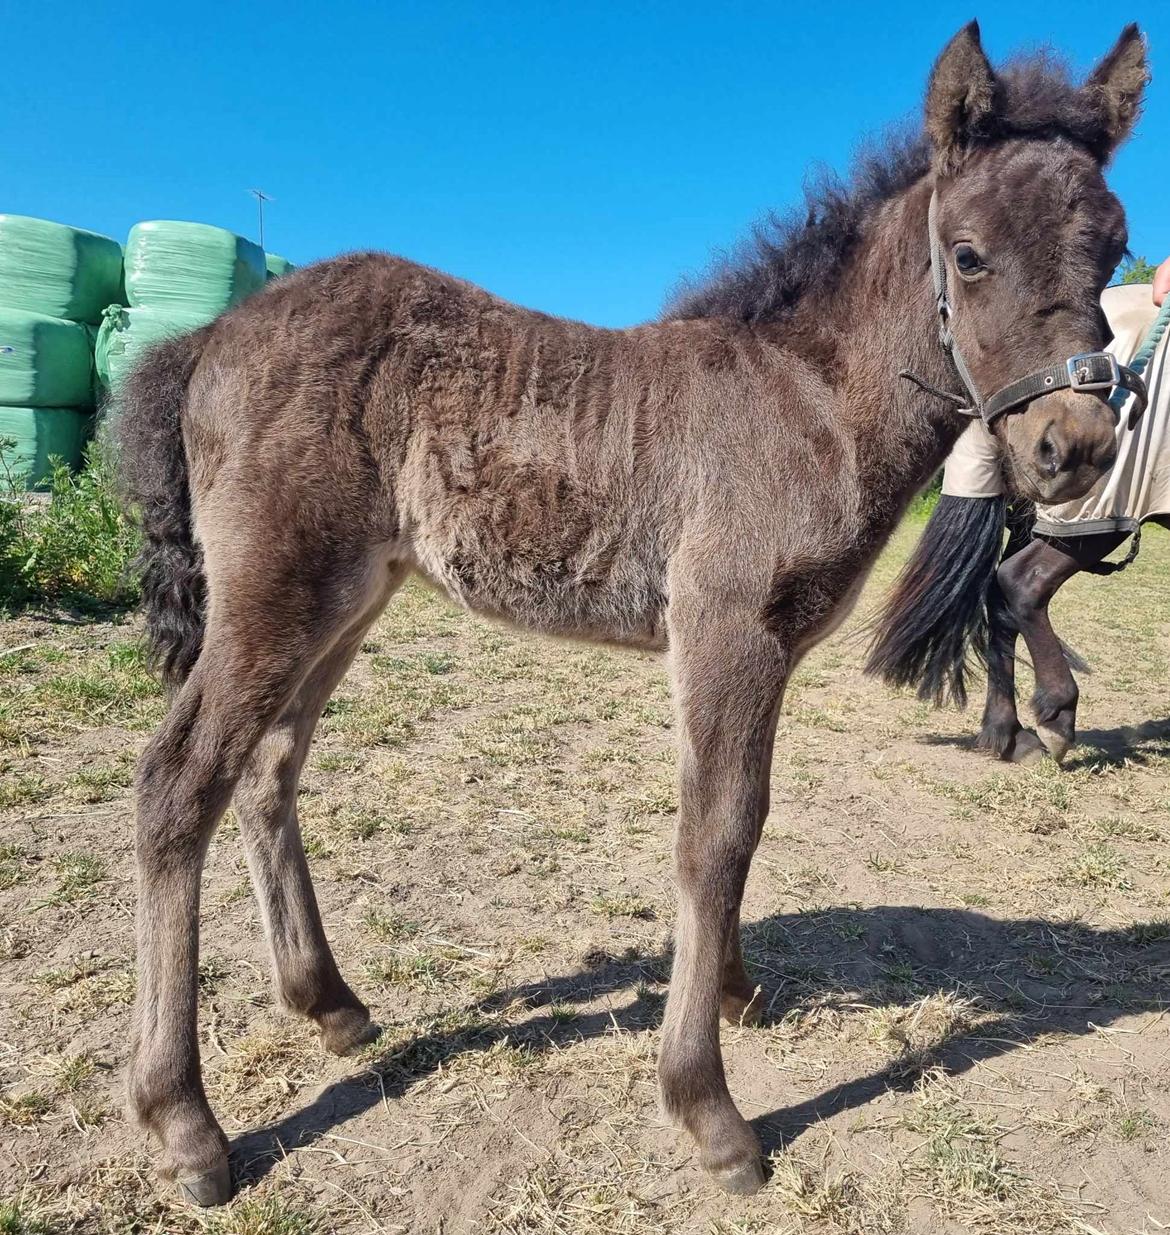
[
  {"x1": 1008, "y1": 730, "x2": 1049, "y2": 765},
  {"x1": 1036, "y1": 725, "x2": 1071, "y2": 764},
  {"x1": 319, "y1": 1008, "x2": 382, "y2": 1056},
  {"x1": 175, "y1": 1159, "x2": 232, "y2": 1207},
  {"x1": 709, "y1": 1155, "x2": 767, "y2": 1195}
]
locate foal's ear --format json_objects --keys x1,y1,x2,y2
[
  {"x1": 1085, "y1": 24, "x2": 1149, "y2": 154},
  {"x1": 925, "y1": 21, "x2": 998, "y2": 168}
]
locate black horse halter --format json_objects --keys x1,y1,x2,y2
[{"x1": 901, "y1": 191, "x2": 1148, "y2": 431}]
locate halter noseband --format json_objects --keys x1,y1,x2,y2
[{"x1": 901, "y1": 190, "x2": 1148, "y2": 431}]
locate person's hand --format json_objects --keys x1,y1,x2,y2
[{"x1": 1154, "y1": 256, "x2": 1170, "y2": 307}]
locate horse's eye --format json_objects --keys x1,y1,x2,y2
[{"x1": 954, "y1": 244, "x2": 985, "y2": 278}]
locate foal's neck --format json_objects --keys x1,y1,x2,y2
[{"x1": 789, "y1": 176, "x2": 967, "y2": 517}]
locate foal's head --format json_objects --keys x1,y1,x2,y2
[{"x1": 925, "y1": 22, "x2": 1148, "y2": 503}]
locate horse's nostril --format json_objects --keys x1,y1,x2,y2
[{"x1": 1038, "y1": 432, "x2": 1061, "y2": 477}]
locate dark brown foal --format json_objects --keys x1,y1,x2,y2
[{"x1": 116, "y1": 24, "x2": 1148, "y2": 1206}]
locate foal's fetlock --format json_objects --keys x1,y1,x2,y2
[{"x1": 315, "y1": 1000, "x2": 381, "y2": 1056}]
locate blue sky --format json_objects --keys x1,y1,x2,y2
[{"x1": 6, "y1": 2, "x2": 1168, "y2": 326}]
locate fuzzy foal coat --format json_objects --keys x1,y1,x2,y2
[{"x1": 116, "y1": 22, "x2": 1148, "y2": 1208}]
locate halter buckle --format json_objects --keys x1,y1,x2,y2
[{"x1": 1066, "y1": 352, "x2": 1120, "y2": 393}]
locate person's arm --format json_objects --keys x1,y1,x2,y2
[{"x1": 1154, "y1": 256, "x2": 1170, "y2": 307}]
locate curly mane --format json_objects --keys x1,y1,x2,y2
[{"x1": 665, "y1": 52, "x2": 1129, "y2": 326}]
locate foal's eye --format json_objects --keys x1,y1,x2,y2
[{"x1": 954, "y1": 244, "x2": 986, "y2": 279}]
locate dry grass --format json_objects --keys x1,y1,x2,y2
[{"x1": 1, "y1": 524, "x2": 1168, "y2": 1233}]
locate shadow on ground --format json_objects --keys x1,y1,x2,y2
[
  {"x1": 915, "y1": 717, "x2": 1170, "y2": 769},
  {"x1": 231, "y1": 903, "x2": 1170, "y2": 1184}
]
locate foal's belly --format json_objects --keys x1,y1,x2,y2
[
  {"x1": 408, "y1": 536, "x2": 670, "y2": 651},
  {"x1": 402, "y1": 474, "x2": 670, "y2": 651}
]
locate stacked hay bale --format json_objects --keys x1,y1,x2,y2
[
  {"x1": 96, "y1": 221, "x2": 267, "y2": 396},
  {"x1": 0, "y1": 215, "x2": 122, "y2": 488},
  {"x1": 265, "y1": 252, "x2": 295, "y2": 279}
]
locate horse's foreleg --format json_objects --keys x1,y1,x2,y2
[
  {"x1": 997, "y1": 535, "x2": 1120, "y2": 763},
  {"x1": 975, "y1": 578, "x2": 1048, "y2": 763},
  {"x1": 658, "y1": 609, "x2": 786, "y2": 1195}
]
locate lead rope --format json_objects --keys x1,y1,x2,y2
[
  {"x1": 1084, "y1": 294, "x2": 1170, "y2": 575},
  {"x1": 1109, "y1": 294, "x2": 1170, "y2": 415}
]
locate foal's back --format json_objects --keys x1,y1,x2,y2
[{"x1": 184, "y1": 251, "x2": 827, "y2": 647}]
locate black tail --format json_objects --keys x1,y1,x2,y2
[
  {"x1": 114, "y1": 329, "x2": 212, "y2": 690},
  {"x1": 864, "y1": 494, "x2": 1008, "y2": 707}
]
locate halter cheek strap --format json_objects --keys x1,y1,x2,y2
[{"x1": 901, "y1": 190, "x2": 1149, "y2": 432}]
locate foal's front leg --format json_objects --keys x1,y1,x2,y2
[{"x1": 658, "y1": 613, "x2": 787, "y2": 1195}]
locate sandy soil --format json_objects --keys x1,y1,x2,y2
[{"x1": 2, "y1": 521, "x2": 1169, "y2": 1235}]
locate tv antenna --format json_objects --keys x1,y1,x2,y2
[{"x1": 248, "y1": 188, "x2": 273, "y2": 248}]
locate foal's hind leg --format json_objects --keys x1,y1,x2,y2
[
  {"x1": 232, "y1": 568, "x2": 405, "y2": 1056},
  {"x1": 129, "y1": 553, "x2": 395, "y2": 1205},
  {"x1": 658, "y1": 605, "x2": 787, "y2": 1195},
  {"x1": 128, "y1": 632, "x2": 311, "y2": 1204}
]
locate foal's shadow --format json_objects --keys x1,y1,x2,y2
[{"x1": 230, "y1": 904, "x2": 1170, "y2": 1185}]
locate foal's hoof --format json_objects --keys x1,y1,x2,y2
[
  {"x1": 708, "y1": 1155, "x2": 767, "y2": 1196},
  {"x1": 721, "y1": 991, "x2": 764, "y2": 1027},
  {"x1": 175, "y1": 1158, "x2": 232, "y2": 1207},
  {"x1": 1036, "y1": 725, "x2": 1072, "y2": 765},
  {"x1": 319, "y1": 1007, "x2": 382, "y2": 1056}
]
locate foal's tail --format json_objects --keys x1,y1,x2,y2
[
  {"x1": 114, "y1": 327, "x2": 213, "y2": 691},
  {"x1": 863, "y1": 494, "x2": 1010, "y2": 707}
]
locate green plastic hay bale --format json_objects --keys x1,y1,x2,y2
[
  {"x1": 95, "y1": 304, "x2": 210, "y2": 394},
  {"x1": 0, "y1": 306, "x2": 94, "y2": 407},
  {"x1": 265, "y1": 252, "x2": 295, "y2": 279},
  {"x1": 124, "y1": 220, "x2": 266, "y2": 315},
  {"x1": 0, "y1": 214, "x2": 123, "y2": 324},
  {"x1": 0, "y1": 406, "x2": 87, "y2": 490}
]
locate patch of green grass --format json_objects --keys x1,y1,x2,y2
[
  {"x1": 589, "y1": 893, "x2": 655, "y2": 920},
  {"x1": 362, "y1": 908, "x2": 420, "y2": 942},
  {"x1": 65, "y1": 756, "x2": 133, "y2": 803},
  {"x1": 0, "y1": 773, "x2": 49, "y2": 810},
  {"x1": 1126, "y1": 918, "x2": 1170, "y2": 946},
  {"x1": 314, "y1": 751, "x2": 363, "y2": 773},
  {"x1": 48, "y1": 1053, "x2": 95, "y2": 1094},
  {"x1": 1114, "y1": 1107, "x2": 1158, "y2": 1142},
  {"x1": 204, "y1": 1195, "x2": 321, "y2": 1235},
  {"x1": 0, "y1": 842, "x2": 29, "y2": 889},
  {"x1": 0, "y1": 1091, "x2": 52, "y2": 1127},
  {"x1": 1063, "y1": 842, "x2": 1130, "y2": 890},
  {"x1": 364, "y1": 950, "x2": 454, "y2": 991},
  {"x1": 47, "y1": 851, "x2": 107, "y2": 903},
  {"x1": 0, "y1": 1199, "x2": 54, "y2": 1235}
]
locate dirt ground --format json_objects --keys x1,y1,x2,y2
[{"x1": 2, "y1": 520, "x2": 1170, "y2": 1235}]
